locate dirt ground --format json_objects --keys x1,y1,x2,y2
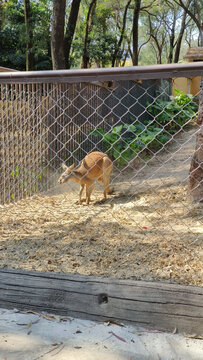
[{"x1": 0, "y1": 127, "x2": 202, "y2": 286}]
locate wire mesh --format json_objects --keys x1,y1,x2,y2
[{"x1": 0, "y1": 66, "x2": 202, "y2": 286}]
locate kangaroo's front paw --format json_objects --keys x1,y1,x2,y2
[{"x1": 75, "y1": 198, "x2": 86, "y2": 205}]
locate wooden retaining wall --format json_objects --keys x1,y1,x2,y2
[{"x1": 0, "y1": 268, "x2": 202, "y2": 335}]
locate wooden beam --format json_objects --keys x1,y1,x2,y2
[{"x1": 0, "y1": 268, "x2": 202, "y2": 335}]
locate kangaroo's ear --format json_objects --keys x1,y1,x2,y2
[
  {"x1": 62, "y1": 163, "x2": 68, "y2": 171},
  {"x1": 69, "y1": 163, "x2": 75, "y2": 170}
]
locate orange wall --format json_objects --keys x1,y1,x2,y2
[{"x1": 172, "y1": 76, "x2": 201, "y2": 96}]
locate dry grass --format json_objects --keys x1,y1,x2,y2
[{"x1": 0, "y1": 127, "x2": 202, "y2": 286}]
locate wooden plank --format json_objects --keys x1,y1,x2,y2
[{"x1": 0, "y1": 268, "x2": 202, "y2": 335}]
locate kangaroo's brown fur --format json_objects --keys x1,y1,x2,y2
[{"x1": 58, "y1": 151, "x2": 113, "y2": 204}]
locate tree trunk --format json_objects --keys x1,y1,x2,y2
[
  {"x1": 168, "y1": 12, "x2": 176, "y2": 64},
  {"x1": 111, "y1": 0, "x2": 131, "y2": 68},
  {"x1": 121, "y1": 49, "x2": 129, "y2": 67},
  {"x1": 81, "y1": 0, "x2": 97, "y2": 69},
  {"x1": 199, "y1": 22, "x2": 203, "y2": 47},
  {"x1": 174, "y1": 2, "x2": 189, "y2": 63},
  {"x1": 132, "y1": 0, "x2": 141, "y2": 66},
  {"x1": 23, "y1": 0, "x2": 34, "y2": 71},
  {"x1": 51, "y1": 0, "x2": 66, "y2": 70},
  {"x1": 148, "y1": 16, "x2": 164, "y2": 64},
  {"x1": 65, "y1": 0, "x2": 81, "y2": 69},
  {"x1": 189, "y1": 77, "x2": 203, "y2": 202},
  {"x1": 151, "y1": 34, "x2": 162, "y2": 64}
]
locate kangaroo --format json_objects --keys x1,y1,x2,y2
[{"x1": 58, "y1": 151, "x2": 113, "y2": 204}]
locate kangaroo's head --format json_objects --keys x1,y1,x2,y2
[{"x1": 58, "y1": 163, "x2": 75, "y2": 184}]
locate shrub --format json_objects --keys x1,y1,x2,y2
[{"x1": 148, "y1": 89, "x2": 198, "y2": 133}]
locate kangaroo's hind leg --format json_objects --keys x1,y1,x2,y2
[
  {"x1": 101, "y1": 157, "x2": 113, "y2": 202},
  {"x1": 85, "y1": 182, "x2": 94, "y2": 205}
]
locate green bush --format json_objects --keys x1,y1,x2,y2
[
  {"x1": 90, "y1": 90, "x2": 198, "y2": 166},
  {"x1": 148, "y1": 89, "x2": 198, "y2": 133},
  {"x1": 90, "y1": 122, "x2": 170, "y2": 166}
]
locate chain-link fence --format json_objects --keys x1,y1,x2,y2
[{"x1": 0, "y1": 63, "x2": 202, "y2": 286}]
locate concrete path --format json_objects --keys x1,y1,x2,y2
[{"x1": 0, "y1": 308, "x2": 202, "y2": 360}]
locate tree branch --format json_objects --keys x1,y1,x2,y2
[
  {"x1": 173, "y1": 0, "x2": 200, "y2": 29},
  {"x1": 138, "y1": 35, "x2": 151, "y2": 55}
]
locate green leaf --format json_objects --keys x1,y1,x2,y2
[
  {"x1": 103, "y1": 133, "x2": 118, "y2": 144},
  {"x1": 113, "y1": 149, "x2": 121, "y2": 159},
  {"x1": 89, "y1": 128, "x2": 105, "y2": 137},
  {"x1": 112, "y1": 125, "x2": 123, "y2": 134}
]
